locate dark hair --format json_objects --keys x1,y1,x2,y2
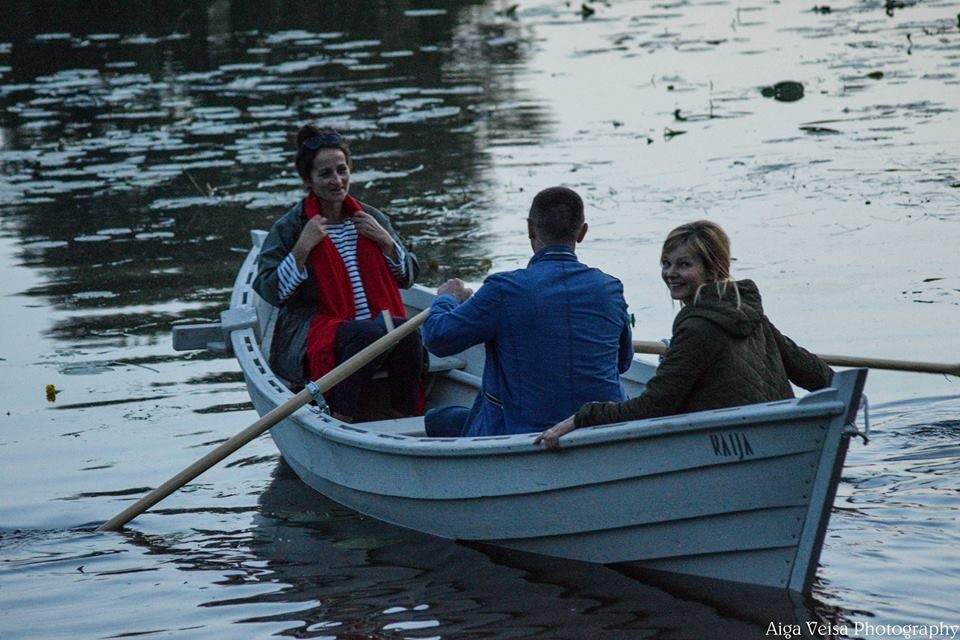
[
  {"x1": 294, "y1": 124, "x2": 351, "y2": 181},
  {"x1": 528, "y1": 186, "x2": 585, "y2": 244}
]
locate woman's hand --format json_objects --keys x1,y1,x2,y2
[
  {"x1": 533, "y1": 415, "x2": 576, "y2": 451},
  {"x1": 353, "y1": 210, "x2": 396, "y2": 259},
  {"x1": 292, "y1": 216, "x2": 328, "y2": 269}
]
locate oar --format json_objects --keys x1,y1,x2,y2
[
  {"x1": 633, "y1": 340, "x2": 960, "y2": 377},
  {"x1": 97, "y1": 308, "x2": 430, "y2": 533}
]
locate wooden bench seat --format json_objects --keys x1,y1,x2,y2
[
  {"x1": 371, "y1": 353, "x2": 466, "y2": 379},
  {"x1": 360, "y1": 416, "x2": 426, "y2": 436}
]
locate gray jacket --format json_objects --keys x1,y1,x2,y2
[{"x1": 253, "y1": 199, "x2": 418, "y2": 386}]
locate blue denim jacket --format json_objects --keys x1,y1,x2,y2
[{"x1": 423, "y1": 246, "x2": 633, "y2": 436}]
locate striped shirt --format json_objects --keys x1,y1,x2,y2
[{"x1": 276, "y1": 219, "x2": 407, "y2": 320}]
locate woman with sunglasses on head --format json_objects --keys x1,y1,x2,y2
[
  {"x1": 535, "y1": 220, "x2": 833, "y2": 450},
  {"x1": 254, "y1": 124, "x2": 422, "y2": 422}
]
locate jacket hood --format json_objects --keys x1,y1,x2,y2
[{"x1": 674, "y1": 279, "x2": 764, "y2": 338}]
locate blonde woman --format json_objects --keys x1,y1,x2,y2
[{"x1": 535, "y1": 220, "x2": 833, "y2": 449}]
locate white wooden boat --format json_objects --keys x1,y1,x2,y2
[{"x1": 177, "y1": 231, "x2": 867, "y2": 595}]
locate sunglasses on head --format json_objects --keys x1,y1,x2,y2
[{"x1": 302, "y1": 131, "x2": 343, "y2": 150}]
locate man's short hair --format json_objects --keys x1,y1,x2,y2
[{"x1": 529, "y1": 186, "x2": 584, "y2": 244}]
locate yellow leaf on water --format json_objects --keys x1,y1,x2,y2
[{"x1": 45, "y1": 384, "x2": 57, "y2": 402}]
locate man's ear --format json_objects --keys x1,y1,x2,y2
[
  {"x1": 576, "y1": 222, "x2": 588, "y2": 243},
  {"x1": 527, "y1": 218, "x2": 535, "y2": 241}
]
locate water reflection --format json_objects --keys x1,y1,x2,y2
[{"x1": 0, "y1": 0, "x2": 551, "y2": 349}]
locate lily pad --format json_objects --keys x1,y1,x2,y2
[
  {"x1": 332, "y1": 536, "x2": 395, "y2": 550},
  {"x1": 59, "y1": 363, "x2": 114, "y2": 375},
  {"x1": 760, "y1": 81, "x2": 804, "y2": 102}
]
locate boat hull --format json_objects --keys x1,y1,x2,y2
[{"x1": 229, "y1": 231, "x2": 865, "y2": 594}]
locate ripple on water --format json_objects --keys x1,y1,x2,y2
[
  {"x1": 264, "y1": 30, "x2": 341, "y2": 45},
  {"x1": 326, "y1": 39, "x2": 382, "y2": 51},
  {"x1": 73, "y1": 291, "x2": 120, "y2": 300},
  {"x1": 27, "y1": 180, "x2": 102, "y2": 194},
  {"x1": 378, "y1": 106, "x2": 461, "y2": 125},
  {"x1": 151, "y1": 160, "x2": 234, "y2": 172},
  {"x1": 404, "y1": 9, "x2": 447, "y2": 17},
  {"x1": 189, "y1": 107, "x2": 243, "y2": 120},
  {"x1": 94, "y1": 110, "x2": 170, "y2": 122},
  {"x1": 33, "y1": 32, "x2": 72, "y2": 42},
  {"x1": 350, "y1": 87, "x2": 417, "y2": 103},
  {"x1": 247, "y1": 105, "x2": 297, "y2": 119},
  {"x1": 218, "y1": 63, "x2": 265, "y2": 73}
]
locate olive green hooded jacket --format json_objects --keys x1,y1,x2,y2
[{"x1": 575, "y1": 280, "x2": 832, "y2": 427}]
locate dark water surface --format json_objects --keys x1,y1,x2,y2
[{"x1": 1, "y1": 1, "x2": 958, "y2": 638}]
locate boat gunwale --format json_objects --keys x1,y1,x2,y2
[{"x1": 265, "y1": 393, "x2": 847, "y2": 457}]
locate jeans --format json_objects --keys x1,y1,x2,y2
[
  {"x1": 424, "y1": 405, "x2": 471, "y2": 437},
  {"x1": 327, "y1": 314, "x2": 423, "y2": 419}
]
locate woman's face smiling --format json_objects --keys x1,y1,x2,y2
[
  {"x1": 661, "y1": 245, "x2": 708, "y2": 305},
  {"x1": 307, "y1": 148, "x2": 350, "y2": 206}
]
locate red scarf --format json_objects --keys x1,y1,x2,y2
[{"x1": 302, "y1": 193, "x2": 407, "y2": 381}]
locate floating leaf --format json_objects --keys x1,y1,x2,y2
[
  {"x1": 664, "y1": 127, "x2": 687, "y2": 139},
  {"x1": 332, "y1": 536, "x2": 394, "y2": 550},
  {"x1": 760, "y1": 81, "x2": 804, "y2": 102},
  {"x1": 799, "y1": 125, "x2": 841, "y2": 135}
]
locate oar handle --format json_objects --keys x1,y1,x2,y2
[
  {"x1": 632, "y1": 340, "x2": 959, "y2": 377},
  {"x1": 97, "y1": 307, "x2": 430, "y2": 533},
  {"x1": 632, "y1": 340, "x2": 668, "y2": 356},
  {"x1": 813, "y1": 353, "x2": 959, "y2": 377}
]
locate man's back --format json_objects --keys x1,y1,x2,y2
[{"x1": 423, "y1": 245, "x2": 632, "y2": 436}]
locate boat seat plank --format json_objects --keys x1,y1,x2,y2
[
  {"x1": 358, "y1": 416, "x2": 426, "y2": 436},
  {"x1": 372, "y1": 353, "x2": 466, "y2": 380},
  {"x1": 427, "y1": 354, "x2": 467, "y2": 373}
]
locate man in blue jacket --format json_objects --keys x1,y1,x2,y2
[{"x1": 422, "y1": 186, "x2": 633, "y2": 437}]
